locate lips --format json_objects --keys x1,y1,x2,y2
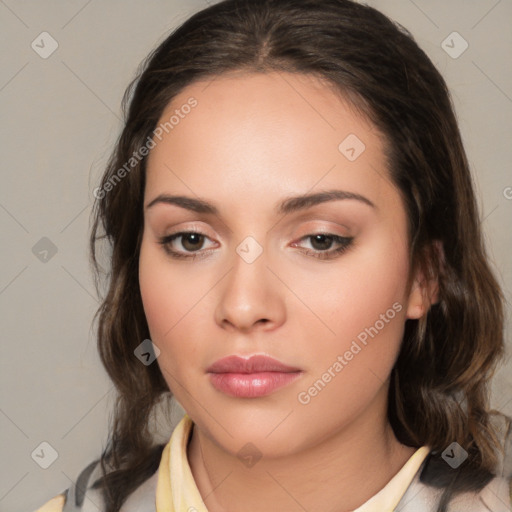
[
  {"x1": 207, "y1": 355, "x2": 300, "y2": 374},
  {"x1": 207, "y1": 355, "x2": 302, "y2": 398}
]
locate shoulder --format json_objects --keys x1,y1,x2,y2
[
  {"x1": 34, "y1": 457, "x2": 159, "y2": 512},
  {"x1": 34, "y1": 493, "x2": 67, "y2": 512},
  {"x1": 33, "y1": 459, "x2": 103, "y2": 512},
  {"x1": 396, "y1": 412, "x2": 512, "y2": 511}
]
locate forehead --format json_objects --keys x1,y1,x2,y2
[{"x1": 145, "y1": 71, "x2": 395, "y2": 213}]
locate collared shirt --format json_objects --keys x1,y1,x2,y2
[{"x1": 35, "y1": 414, "x2": 432, "y2": 512}]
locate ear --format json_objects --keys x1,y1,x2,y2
[{"x1": 405, "y1": 241, "x2": 443, "y2": 320}]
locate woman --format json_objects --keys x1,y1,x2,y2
[{"x1": 36, "y1": 0, "x2": 511, "y2": 511}]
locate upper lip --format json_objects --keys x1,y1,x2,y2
[{"x1": 207, "y1": 355, "x2": 301, "y2": 374}]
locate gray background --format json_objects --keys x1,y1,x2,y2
[{"x1": 0, "y1": 1, "x2": 511, "y2": 511}]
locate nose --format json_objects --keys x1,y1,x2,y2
[{"x1": 214, "y1": 246, "x2": 286, "y2": 334}]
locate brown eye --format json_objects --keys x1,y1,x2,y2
[
  {"x1": 309, "y1": 234, "x2": 336, "y2": 251},
  {"x1": 180, "y1": 233, "x2": 205, "y2": 252},
  {"x1": 293, "y1": 233, "x2": 354, "y2": 260},
  {"x1": 158, "y1": 231, "x2": 216, "y2": 260}
]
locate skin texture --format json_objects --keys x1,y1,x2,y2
[{"x1": 139, "y1": 71, "x2": 435, "y2": 512}]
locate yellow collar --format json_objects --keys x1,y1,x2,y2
[{"x1": 156, "y1": 414, "x2": 430, "y2": 512}]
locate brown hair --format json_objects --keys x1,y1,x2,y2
[{"x1": 89, "y1": 0, "x2": 506, "y2": 510}]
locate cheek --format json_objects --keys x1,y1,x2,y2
[
  {"x1": 292, "y1": 252, "x2": 408, "y2": 427},
  {"x1": 139, "y1": 235, "x2": 205, "y2": 336},
  {"x1": 289, "y1": 229, "x2": 410, "y2": 410},
  {"x1": 138, "y1": 239, "x2": 202, "y2": 374},
  {"x1": 293, "y1": 231, "x2": 409, "y2": 347}
]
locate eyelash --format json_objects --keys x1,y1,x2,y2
[{"x1": 158, "y1": 230, "x2": 354, "y2": 261}]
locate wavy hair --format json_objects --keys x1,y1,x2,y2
[{"x1": 88, "y1": 1, "x2": 506, "y2": 510}]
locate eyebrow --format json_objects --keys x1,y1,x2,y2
[{"x1": 145, "y1": 189, "x2": 375, "y2": 215}]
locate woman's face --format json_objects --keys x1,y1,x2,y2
[{"x1": 139, "y1": 71, "x2": 426, "y2": 456}]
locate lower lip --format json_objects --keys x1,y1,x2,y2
[{"x1": 209, "y1": 371, "x2": 302, "y2": 398}]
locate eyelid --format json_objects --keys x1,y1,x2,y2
[
  {"x1": 291, "y1": 220, "x2": 353, "y2": 236},
  {"x1": 159, "y1": 228, "x2": 354, "y2": 262},
  {"x1": 160, "y1": 222, "x2": 217, "y2": 241}
]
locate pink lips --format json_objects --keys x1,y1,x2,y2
[{"x1": 207, "y1": 355, "x2": 302, "y2": 398}]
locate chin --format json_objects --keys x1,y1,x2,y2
[{"x1": 184, "y1": 392, "x2": 322, "y2": 458}]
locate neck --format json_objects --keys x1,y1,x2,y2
[{"x1": 187, "y1": 387, "x2": 415, "y2": 512}]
